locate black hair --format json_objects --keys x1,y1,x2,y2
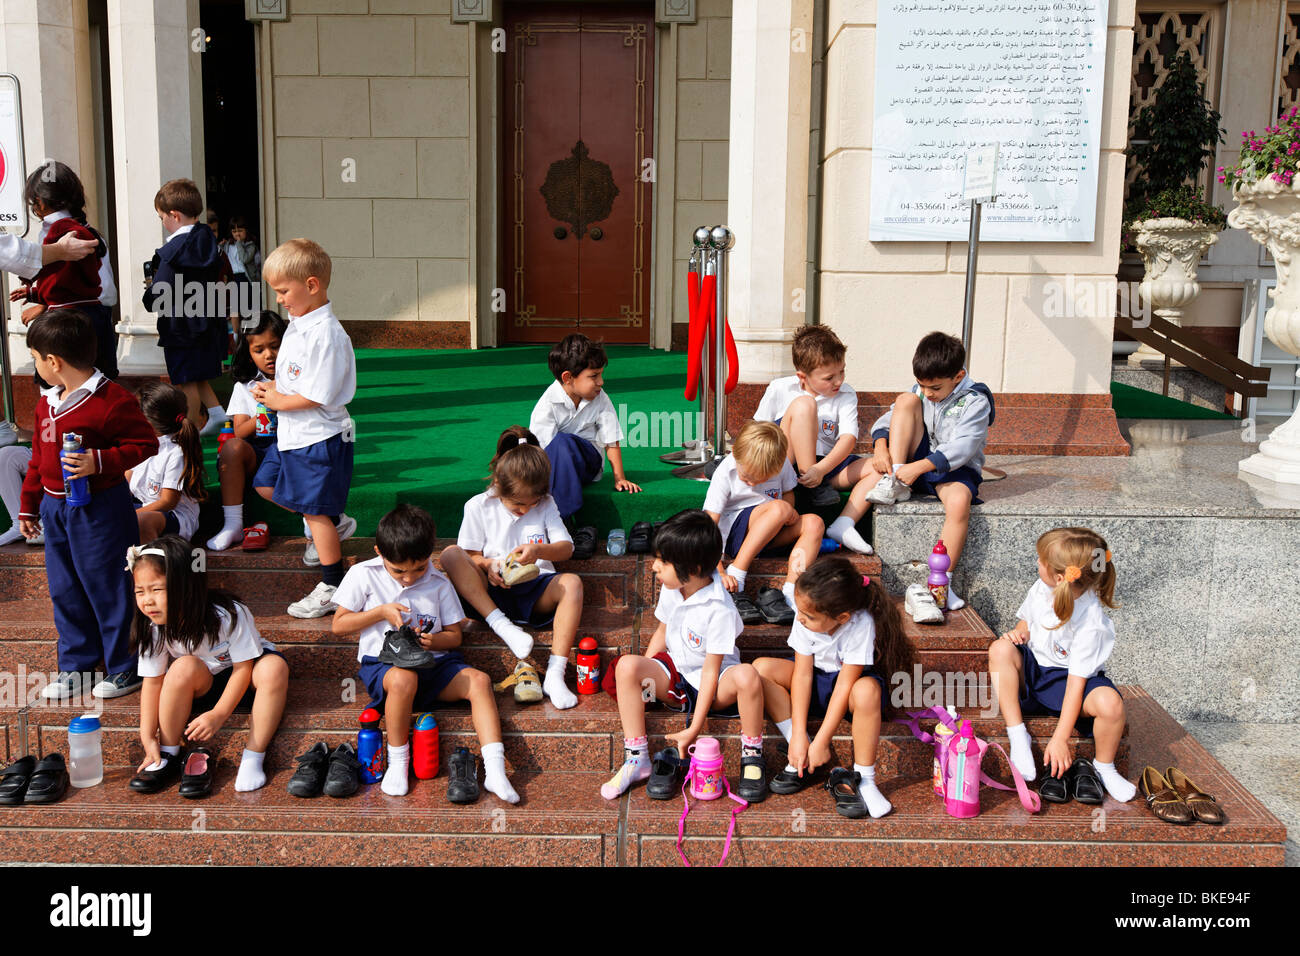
[
  {"x1": 654, "y1": 509, "x2": 723, "y2": 584},
  {"x1": 229, "y1": 310, "x2": 287, "y2": 384},
  {"x1": 24, "y1": 161, "x2": 88, "y2": 224},
  {"x1": 375, "y1": 503, "x2": 438, "y2": 564},
  {"x1": 136, "y1": 382, "x2": 207, "y2": 503},
  {"x1": 129, "y1": 534, "x2": 245, "y2": 659},
  {"x1": 912, "y1": 331, "x2": 966, "y2": 380},
  {"x1": 488, "y1": 425, "x2": 549, "y2": 499},
  {"x1": 547, "y1": 333, "x2": 608, "y2": 381},
  {"x1": 26, "y1": 310, "x2": 97, "y2": 370}
]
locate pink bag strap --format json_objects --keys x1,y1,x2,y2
[
  {"x1": 676, "y1": 770, "x2": 749, "y2": 867},
  {"x1": 898, "y1": 707, "x2": 959, "y2": 745},
  {"x1": 981, "y1": 742, "x2": 1042, "y2": 813}
]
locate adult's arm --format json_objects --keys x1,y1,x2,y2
[{"x1": 0, "y1": 232, "x2": 97, "y2": 276}]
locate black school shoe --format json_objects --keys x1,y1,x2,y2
[
  {"x1": 0, "y1": 756, "x2": 36, "y2": 805},
  {"x1": 287, "y1": 742, "x2": 330, "y2": 798},
  {"x1": 1066, "y1": 758, "x2": 1105, "y2": 806},
  {"x1": 178, "y1": 747, "x2": 216, "y2": 800},
  {"x1": 378, "y1": 626, "x2": 438, "y2": 669},
  {"x1": 731, "y1": 591, "x2": 763, "y2": 625},
  {"x1": 129, "y1": 751, "x2": 183, "y2": 794},
  {"x1": 23, "y1": 753, "x2": 69, "y2": 804},
  {"x1": 1037, "y1": 770, "x2": 1070, "y2": 804},
  {"x1": 735, "y1": 753, "x2": 768, "y2": 803},
  {"x1": 770, "y1": 764, "x2": 821, "y2": 795},
  {"x1": 571, "y1": 526, "x2": 597, "y2": 560},
  {"x1": 324, "y1": 743, "x2": 363, "y2": 798},
  {"x1": 646, "y1": 748, "x2": 683, "y2": 800},
  {"x1": 446, "y1": 747, "x2": 480, "y2": 804},
  {"x1": 627, "y1": 521, "x2": 655, "y2": 554},
  {"x1": 756, "y1": 587, "x2": 795, "y2": 626}
]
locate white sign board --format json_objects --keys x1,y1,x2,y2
[
  {"x1": 0, "y1": 76, "x2": 26, "y2": 235},
  {"x1": 870, "y1": 1, "x2": 1107, "y2": 242},
  {"x1": 964, "y1": 145, "x2": 999, "y2": 202}
]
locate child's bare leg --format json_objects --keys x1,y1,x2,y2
[
  {"x1": 847, "y1": 676, "x2": 892, "y2": 817},
  {"x1": 1083, "y1": 687, "x2": 1136, "y2": 800},
  {"x1": 209, "y1": 440, "x2": 257, "y2": 550},
  {"x1": 304, "y1": 513, "x2": 341, "y2": 566},
  {"x1": 380, "y1": 667, "x2": 417, "y2": 795},
  {"x1": 715, "y1": 663, "x2": 765, "y2": 740},
  {"x1": 988, "y1": 639, "x2": 1036, "y2": 780},
  {"x1": 764, "y1": 513, "x2": 824, "y2": 610},
  {"x1": 442, "y1": 667, "x2": 519, "y2": 803},
  {"x1": 236, "y1": 653, "x2": 289, "y2": 792},
  {"x1": 159, "y1": 656, "x2": 211, "y2": 747},
  {"x1": 137, "y1": 510, "x2": 166, "y2": 544},
  {"x1": 603, "y1": 655, "x2": 671, "y2": 798},
  {"x1": 729, "y1": 499, "x2": 798, "y2": 576},
  {"x1": 754, "y1": 657, "x2": 795, "y2": 724},
  {"x1": 779, "y1": 395, "x2": 819, "y2": 474},
  {"x1": 178, "y1": 381, "x2": 205, "y2": 427},
  {"x1": 197, "y1": 380, "x2": 220, "y2": 410},
  {"x1": 438, "y1": 546, "x2": 533, "y2": 660},
  {"x1": 886, "y1": 392, "x2": 924, "y2": 473},
  {"x1": 934, "y1": 481, "x2": 972, "y2": 608},
  {"x1": 531, "y1": 572, "x2": 583, "y2": 709}
]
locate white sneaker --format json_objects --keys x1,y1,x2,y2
[
  {"x1": 25, "y1": 533, "x2": 44, "y2": 546},
  {"x1": 303, "y1": 513, "x2": 357, "y2": 567},
  {"x1": 288, "y1": 582, "x2": 339, "y2": 619},
  {"x1": 40, "y1": 671, "x2": 80, "y2": 700},
  {"x1": 904, "y1": 583, "x2": 945, "y2": 624},
  {"x1": 866, "y1": 472, "x2": 912, "y2": 505},
  {"x1": 0, "y1": 421, "x2": 18, "y2": 448}
]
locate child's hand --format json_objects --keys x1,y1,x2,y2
[
  {"x1": 808, "y1": 738, "x2": 833, "y2": 772},
  {"x1": 185, "y1": 710, "x2": 225, "y2": 742},
  {"x1": 871, "y1": 449, "x2": 893, "y2": 475},
  {"x1": 486, "y1": 558, "x2": 506, "y2": 588},
  {"x1": 137, "y1": 737, "x2": 161, "y2": 774},
  {"x1": 719, "y1": 571, "x2": 738, "y2": 592},
  {"x1": 1001, "y1": 626, "x2": 1029, "y2": 645},
  {"x1": 511, "y1": 544, "x2": 541, "y2": 566},
  {"x1": 1043, "y1": 736, "x2": 1072, "y2": 779},
  {"x1": 417, "y1": 631, "x2": 437, "y2": 649},
  {"x1": 9, "y1": 285, "x2": 29, "y2": 302},
  {"x1": 614, "y1": 477, "x2": 642, "y2": 493},
  {"x1": 19, "y1": 518, "x2": 41, "y2": 538},
  {"x1": 60, "y1": 451, "x2": 97, "y2": 479},
  {"x1": 797, "y1": 464, "x2": 827, "y2": 488},
  {"x1": 666, "y1": 727, "x2": 698, "y2": 756},
  {"x1": 251, "y1": 382, "x2": 280, "y2": 409},
  {"x1": 380, "y1": 603, "x2": 410, "y2": 630},
  {"x1": 20, "y1": 303, "x2": 46, "y2": 325},
  {"x1": 787, "y1": 737, "x2": 809, "y2": 776},
  {"x1": 894, "y1": 462, "x2": 923, "y2": 487}
]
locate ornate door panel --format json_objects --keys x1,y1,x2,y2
[{"x1": 503, "y1": 3, "x2": 654, "y2": 344}]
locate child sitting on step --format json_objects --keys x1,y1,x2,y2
[
  {"x1": 127, "y1": 534, "x2": 288, "y2": 796},
  {"x1": 989, "y1": 527, "x2": 1135, "y2": 803},
  {"x1": 126, "y1": 382, "x2": 205, "y2": 544},
  {"x1": 333, "y1": 504, "x2": 518, "y2": 803},
  {"x1": 754, "y1": 556, "x2": 914, "y2": 818},
  {"x1": 439, "y1": 426, "x2": 584, "y2": 710},
  {"x1": 601, "y1": 509, "x2": 768, "y2": 803}
]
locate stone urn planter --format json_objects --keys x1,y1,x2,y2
[
  {"x1": 1128, "y1": 218, "x2": 1220, "y2": 366},
  {"x1": 1228, "y1": 178, "x2": 1300, "y2": 483}
]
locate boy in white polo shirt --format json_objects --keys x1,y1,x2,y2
[
  {"x1": 251, "y1": 238, "x2": 358, "y2": 618},
  {"x1": 332, "y1": 504, "x2": 518, "y2": 803},
  {"x1": 754, "y1": 325, "x2": 874, "y2": 554},
  {"x1": 528, "y1": 333, "x2": 641, "y2": 519}
]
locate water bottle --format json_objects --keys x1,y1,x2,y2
[
  {"x1": 68, "y1": 714, "x2": 103, "y2": 788},
  {"x1": 61, "y1": 433, "x2": 91, "y2": 507},
  {"x1": 575, "y1": 637, "x2": 600, "y2": 694},
  {"x1": 357, "y1": 707, "x2": 385, "y2": 784},
  {"x1": 412, "y1": 712, "x2": 439, "y2": 779},
  {"x1": 217, "y1": 420, "x2": 234, "y2": 451},
  {"x1": 606, "y1": 528, "x2": 626, "y2": 556},
  {"x1": 928, "y1": 540, "x2": 951, "y2": 610},
  {"x1": 254, "y1": 403, "x2": 276, "y2": 438}
]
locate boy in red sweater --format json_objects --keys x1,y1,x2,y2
[{"x1": 18, "y1": 311, "x2": 158, "y2": 700}]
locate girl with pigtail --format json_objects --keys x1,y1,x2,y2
[
  {"x1": 989, "y1": 526, "x2": 1135, "y2": 804},
  {"x1": 125, "y1": 382, "x2": 207, "y2": 543}
]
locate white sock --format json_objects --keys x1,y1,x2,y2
[
  {"x1": 855, "y1": 763, "x2": 893, "y2": 818},
  {"x1": 827, "y1": 515, "x2": 872, "y2": 554},
  {"x1": 726, "y1": 563, "x2": 747, "y2": 589},
  {"x1": 486, "y1": 609, "x2": 534, "y2": 659},
  {"x1": 145, "y1": 744, "x2": 182, "y2": 772},
  {"x1": 781, "y1": 581, "x2": 797, "y2": 611},
  {"x1": 0, "y1": 524, "x2": 22, "y2": 547},
  {"x1": 776, "y1": 718, "x2": 793, "y2": 743},
  {"x1": 199, "y1": 405, "x2": 226, "y2": 436},
  {"x1": 946, "y1": 573, "x2": 966, "y2": 610},
  {"x1": 1092, "y1": 759, "x2": 1137, "y2": 802},
  {"x1": 207, "y1": 505, "x2": 245, "y2": 550},
  {"x1": 234, "y1": 749, "x2": 266, "y2": 792},
  {"x1": 544, "y1": 654, "x2": 577, "y2": 710},
  {"x1": 381, "y1": 743, "x2": 410, "y2": 796},
  {"x1": 482, "y1": 741, "x2": 519, "y2": 804},
  {"x1": 1006, "y1": 723, "x2": 1036, "y2": 781}
]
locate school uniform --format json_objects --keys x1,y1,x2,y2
[
  {"x1": 128, "y1": 434, "x2": 200, "y2": 539},
  {"x1": 456, "y1": 490, "x2": 571, "y2": 624},
  {"x1": 252, "y1": 302, "x2": 356, "y2": 516},
  {"x1": 226, "y1": 374, "x2": 277, "y2": 477},
  {"x1": 137, "y1": 602, "x2": 280, "y2": 711},
  {"x1": 787, "y1": 609, "x2": 885, "y2": 717},
  {"x1": 653, "y1": 572, "x2": 744, "y2": 716},
  {"x1": 528, "y1": 379, "x2": 623, "y2": 518},
  {"x1": 335, "y1": 556, "x2": 470, "y2": 711},
  {"x1": 702, "y1": 453, "x2": 798, "y2": 557},
  {"x1": 755, "y1": 376, "x2": 861, "y2": 477},
  {"x1": 142, "y1": 223, "x2": 226, "y2": 384},
  {"x1": 1015, "y1": 579, "x2": 1118, "y2": 733},
  {"x1": 19, "y1": 372, "x2": 158, "y2": 674}
]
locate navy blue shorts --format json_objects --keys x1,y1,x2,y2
[
  {"x1": 163, "y1": 342, "x2": 224, "y2": 385},
  {"x1": 789, "y1": 659, "x2": 886, "y2": 718},
  {"x1": 253, "y1": 433, "x2": 353, "y2": 516},
  {"x1": 191, "y1": 649, "x2": 286, "y2": 713},
  {"x1": 134, "y1": 502, "x2": 181, "y2": 536},
  {"x1": 905, "y1": 429, "x2": 983, "y2": 504},
  {"x1": 358, "y1": 650, "x2": 470, "y2": 711},
  {"x1": 1017, "y1": 644, "x2": 1117, "y2": 738},
  {"x1": 724, "y1": 504, "x2": 790, "y2": 559},
  {"x1": 671, "y1": 662, "x2": 742, "y2": 719},
  {"x1": 464, "y1": 571, "x2": 557, "y2": 626},
  {"x1": 819, "y1": 453, "x2": 861, "y2": 481}
]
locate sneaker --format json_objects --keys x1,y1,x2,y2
[
  {"x1": 904, "y1": 583, "x2": 945, "y2": 624},
  {"x1": 810, "y1": 482, "x2": 841, "y2": 507},
  {"x1": 288, "y1": 582, "x2": 338, "y2": 619},
  {"x1": 323, "y1": 743, "x2": 363, "y2": 798},
  {"x1": 287, "y1": 742, "x2": 330, "y2": 798},
  {"x1": 501, "y1": 554, "x2": 540, "y2": 587},
  {"x1": 92, "y1": 669, "x2": 143, "y2": 699},
  {"x1": 377, "y1": 626, "x2": 437, "y2": 669},
  {"x1": 40, "y1": 671, "x2": 80, "y2": 701},
  {"x1": 25, "y1": 534, "x2": 44, "y2": 546},
  {"x1": 303, "y1": 513, "x2": 357, "y2": 567},
  {"x1": 446, "y1": 747, "x2": 480, "y2": 804},
  {"x1": 866, "y1": 472, "x2": 912, "y2": 505}
]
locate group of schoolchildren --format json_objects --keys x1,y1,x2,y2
[{"x1": 2, "y1": 165, "x2": 1137, "y2": 815}]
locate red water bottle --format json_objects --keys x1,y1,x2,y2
[
  {"x1": 576, "y1": 637, "x2": 600, "y2": 694},
  {"x1": 217, "y1": 419, "x2": 234, "y2": 452},
  {"x1": 412, "y1": 712, "x2": 439, "y2": 779}
]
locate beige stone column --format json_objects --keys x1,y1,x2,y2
[
  {"x1": 725, "y1": 0, "x2": 813, "y2": 382},
  {"x1": 106, "y1": 0, "x2": 204, "y2": 374}
]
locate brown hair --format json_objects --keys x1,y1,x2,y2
[
  {"x1": 136, "y1": 381, "x2": 208, "y2": 504},
  {"x1": 792, "y1": 325, "x2": 846, "y2": 374},
  {"x1": 154, "y1": 179, "x2": 204, "y2": 218},
  {"x1": 27, "y1": 310, "x2": 96, "y2": 370},
  {"x1": 1035, "y1": 526, "x2": 1117, "y2": 628},
  {"x1": 263, "y1": 237, "x2": 332, "y2": 287},
  {"x1": 488, "y1": 425, "x2": 550, "y2": 500},
  {"x1": 731, "y1": 420, "x2": 787, "y2": 479}
]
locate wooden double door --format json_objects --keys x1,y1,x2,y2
[{"x1": 502, "y1": 2, "x2": 655, "y2": 344}]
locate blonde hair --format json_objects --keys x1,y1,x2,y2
[
  {"x1": 1036, "y1": 526, "x2": 1117, "y2": 628},
  {"x1": 732, "y1": 420, "x2": 787, "y2": 479},
  {"x1": 263, "y1": 238, "x2": 332, "y2": 287}
]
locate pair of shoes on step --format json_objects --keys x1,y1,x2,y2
[
  {"x1": 0, "y1": 753, "x2": 69, "y2": 804},
  {"x1": 287, "y1": 741, "x2": 363, "y2": 798},
  {"x1": 130, "y1": 747, "x2": 216, "y2": 799}
]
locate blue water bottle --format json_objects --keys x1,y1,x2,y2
[
  {"x1": 61, "y1": 433, "x2": 91, "y2": 507},
  {"x1": 357, "y1": 707, "x2": 385, "y2": 784}
]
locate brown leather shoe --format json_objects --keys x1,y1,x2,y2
[
  {"x1": 1165, "y1": 767, "x2": 1225, "y2": 825},
  {"x1": 1139, "y1": 767, "x2": 1194, "y2": 824}
]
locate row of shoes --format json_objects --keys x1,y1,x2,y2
[
  {"x1": 0, "y1": 754, "x2": 69, "y2": 805},
  {"x1": 731, "y1": 588, "x2": 795, "y2": 626},
  {"x1": 287, "y1": 742, "x2": 483, "y2": 804},
  {"x1": 1140, "y1": 766, "x2": 1225, "y2": 825},
  {"x1": 130, "y1": 747, "x2": 216, "y2": 799}
]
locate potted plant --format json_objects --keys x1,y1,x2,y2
[{"x1": 1123, "y1": 51, "x2": 1226, "y2": 365}]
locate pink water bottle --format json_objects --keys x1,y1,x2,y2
[
  {"x1": 928, "y1": 540, "x2": 951, "y2": 610},
  {"x1": 686, "y1": 737, "x2": 727, "y2": 800}
]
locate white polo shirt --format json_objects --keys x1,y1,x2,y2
[
  {"x1": 702, "y1": 454, "x2": 798, "y2": 540},
  {"x1": 754, "y1": 376, "x2": 859, "y2": 458},
  {"x1": 655, "y1": 572, "x2": 744, "y2": 691},
  {"x1": 1016, "y1": 579, "x2": 1116, "y2": 679},
  {"x1": 273, "y1": 301, "x2": 356, "y2": 451},
  {"x1": 137, "y1": 603, "x2": 274, "y2": 678},
  {"x1": 333, "y1": 556, "x2": 467, "y2": 663},
  {"x1": 788, "y1": 609, "x2": 876, "y2": 674},
  {"x1": 457, "y1": 490, "x2": 572, "y2": 574},
  {"x1": 528, "y1": 379, "x2": 623, "y2": 471},
  {"x1": 127, "y1": 433, "x2": 200, "y2": 539}
]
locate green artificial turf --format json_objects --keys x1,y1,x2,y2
[{"x1": 1109, "y1": 381, "x2": 1236, "y2": 421}]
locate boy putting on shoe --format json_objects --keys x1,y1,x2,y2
[
  {"x1": 528, "y1": 333, "x2": 640, "y2": 521},
  {"x1": 250, "y1": 238, "x2": 359, "y2": 619},
  {"x1": 754, "y1": 325, "x2": 874, "y2": 554},
  {"x1": 702, "y1": 420, "x2": 824, "y2": 623},
  {"x1": 332, "y1": 504, "x2": 519, "y2": 804},
  {"x1": 866, "y1": 331, "x2": 994, "y2": 612}
]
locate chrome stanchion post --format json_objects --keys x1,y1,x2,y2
[
  {"x1": 711, "y1": 224, "x2": 733, "y2": 460},
  {"x1": 659, "y1": 235, "x2": 710, "y2": 464}
]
